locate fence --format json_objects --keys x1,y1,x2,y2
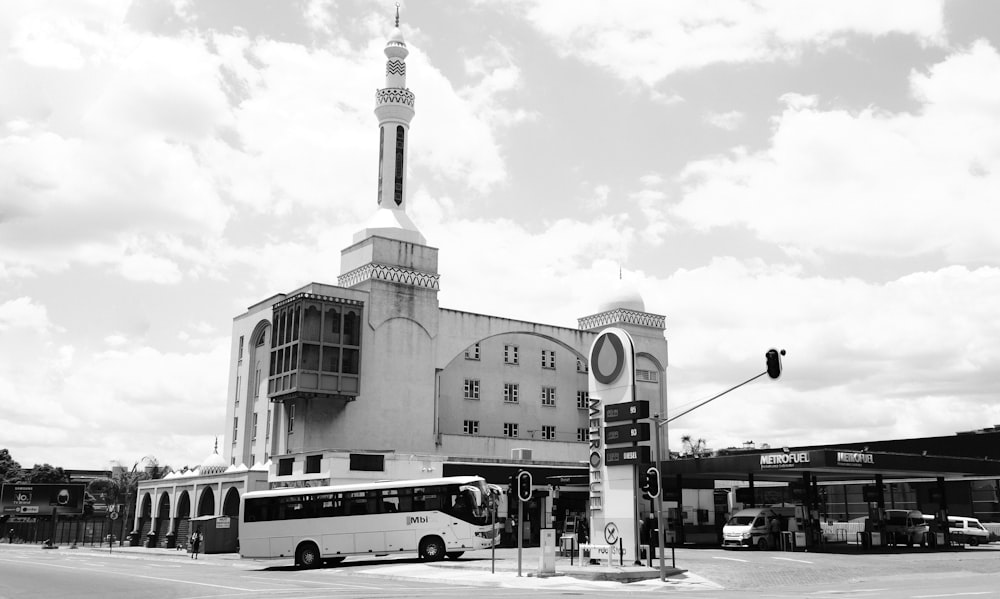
[{"x1": 4, "y1": 518, "x2": 129, "y2": 547}]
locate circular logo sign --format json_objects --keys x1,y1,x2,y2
[
  {"x1": 591, "y1": 332, "x2": 625, "y2": 384},
  {"x1": 604, "y1": 522, "x2": 619, "y2": 544}
]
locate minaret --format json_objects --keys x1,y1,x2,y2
[
  {"x1": 352, "y1": 5, "x2": 425, "y2": 246},
  {"x1": 340, "y1": 7, "x2": 439, "y2": 294}
]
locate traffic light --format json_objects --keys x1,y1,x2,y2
[
  {"x1": 516, "y1": 470, "x2": 532, "y2": 502},
  {"x1": 766, "y1": 348, "x2": 785, "y2": 379},
  {"x1": 642, "y1": 467, "x2": 660, "y2": 499}
]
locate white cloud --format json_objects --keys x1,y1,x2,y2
[
  {"x1": 672, "y1": 42, "x2": 1000, "y2": 262},
  {"x1": 521, "y1": 0, "x2": 945, "y2": 85},
  {"x1": 704, "y1": 110, "x2": 745, "y2": 131},
  {"x1": 655, "y1": 259, "x2": 1000, "y2": 450}
]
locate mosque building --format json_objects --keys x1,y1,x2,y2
[{"x1": 131, "y1": 12, "x2": 667, "y2": 550}]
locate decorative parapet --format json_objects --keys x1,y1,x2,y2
[
  {"x1": 577, "y1": 308, "x2": 665, "y2": 331},
  {"x1": 338, "y1": 262, "x2": 440, "y2": 290},
  {"x1": 376, "y1": 88, "x2": 415, "y2": 107}
]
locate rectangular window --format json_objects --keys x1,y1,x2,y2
[
  {"x1": 287, "y1": 404, "x2": 295, "y2": 434},
  {"x1": 576, "y1": 390, "x2": 589, "y2": 409},
  {"x1": 305, "y1": 454, "x2": 322, "y2": 474},
  {"x1": 542, "y1": 425, "x2": 556, "y2": 440},
  {"x1": 463, "y1": 379, "x2": 480, "y2": 400},
  {"x1": 238, "y1": 335, "x2": 244, "y2": 362},
  {"x1": 577, "y1": 428, "x2": 587, "y2": 442},
  {"x1": 503, "y1": 422, "x2": 518, "y2": 438},
  {"x1": 266, "y1": 411, "x2": 271, "y2": 438},
  {"x1": 463, "y1": 420, "x2": 479, "y2": 435},
  {"x1": 235, "y1": 375, "x2": 241, "y2": 406},
  {"x1": 541, "y1": 386, "x2": 556, "y2": 406},
  {"x1": 504, "y1": 344, "x2": 519, "y2": 365},
  {"x1": 503, "y1": 383, "x2": 519, "y2": 403},
  {"x1": 233, "y1": 417, "x2": 238, "y2": 440},
  {"x1": 636, "y1": 369, "x2": 659, "y2": 383},
  {"x1": 541, "y1": 349, "x2": 555, "y2": 369},
  {"x1": 278, "y1": 457, "x2": 293, "y2": 476},
  {"x1": 251, "y1": 412, "x2": 258, "y2": 441},
  {"x1": 577, "y1": 357, "x2": 588, "y2": 373},
  {"x1": 465, "y1": 343, "x2": 480, "y2": 360},
  {"x1": 250, "y1": 453, "x2": 256, "y2": 466},
  {"x1": 349, "y1": 453, "x2": 385, "y2": 472}
]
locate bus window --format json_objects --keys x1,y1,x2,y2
[{"x1": 380, "y1": 489, "x2": 399, "y2": 513}]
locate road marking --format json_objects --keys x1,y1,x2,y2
[
  {"x1": 912, "y1": 593, "x2": 992, "y2": 598},
  {"x1": 712, "y1": 556, "x2": 749, "y2": 562},
  {"x1": 772, "y1": 556, "x2": 813, "y2": 564},
  {"x1": 0, "y1": 558, "x2": 255, "y2": 591}
]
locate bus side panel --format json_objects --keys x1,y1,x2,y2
[
  {"x1": 240, "y1": 537, "x2": 270, "y2": 558},
  {"x1": 356, "y1": 532, "x2": 386, "y2": 553},
  {"x1": 270, "y1": 537, "x2": 295, "y2": 558},
  {"x1": 387, "y1": 530, "x2": 416, "y2": 551},
  {"x1": 323, "y1": 533, "x2": 355, "y2": 555}
]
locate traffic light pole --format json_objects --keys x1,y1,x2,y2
[
  {"x1": 517, "y1": 495, "x2": 523, "y2": 577},
  {"x1": 652, "y1": 420, "x2": 668, "y2": 579}
]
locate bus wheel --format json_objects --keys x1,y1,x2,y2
[
  {"x1": 969, "y1": 538, "x2": 979, "y2": 547},
  {"x1": 445, "y1": 551, "x2": 464, "y2": 560},
  {"x1": 296, "y1": 542, "x2": 321, "y2": 569},
  {"x1": 419, "y1": 537, "x2": 446, "y2": 561}
]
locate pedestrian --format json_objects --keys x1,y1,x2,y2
[
  {"x1": 190, "y1": 527, "x2": 202, "y2": 559},
  {"x1": 7, "y1": 529, "x2": 14, "y2": 544},
  {"x1": 768, "y1": 515, "x2": 781, "y2": 550}
]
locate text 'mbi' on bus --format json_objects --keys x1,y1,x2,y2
[{"x1": 239, "y1": 476, "x2": 500, "y2": 567}]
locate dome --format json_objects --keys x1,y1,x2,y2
[
  {"x1": 201, "y1": 450, "x2": 226, "y2": 470},
  {"x1": 596, "y1": 277, "x2": 645, "y2": 313}
]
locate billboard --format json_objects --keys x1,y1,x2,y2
[{"x1": 1, "y1": 483, "x2": 87, "y2": 515}]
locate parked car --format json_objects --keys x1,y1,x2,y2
[
  {"x1": 947, "y1": 516, "x2": 991, "y2": 546},
  {"x1": 883, "y1": 509, "x2": 929, "y2": 546}
]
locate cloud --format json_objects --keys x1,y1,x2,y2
[
  {"x1": 671, "y1": 41, "x2": 1000, "y2": 262},
  {"x1": 704, "y1": 110, "x2": 745, "y2": 131},
  {"x1": 655, "y1": 259, "x2": 1000, "y2": 450},
  {"x1": 520, "y1": 0, "x2": 945, "y2": 85}
]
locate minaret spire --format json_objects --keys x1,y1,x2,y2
[{"x1": 351, "y1": 4, "x2": 425, "y2": 245}]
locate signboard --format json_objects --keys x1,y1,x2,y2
[
  {"x1": 604, "y1": 422, "x2": 650, "y2": 445},
  {"x1": 0, "y1": 483, "x2": 86, "y2": 515},
  {"x1": 604, "y1": 446, "x2": 651, "y2": 466},
  {"x1": 216, "y1": 516, "x2": 231, "y2": 529},
  {"x1": 603, "y1": 400, "x2": 649, "y2": 423}
]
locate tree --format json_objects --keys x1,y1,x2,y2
[
  {"x1": 87, "y1": 456, "x2": 160, "y2": 545},
  {"x1": 681, "y1": 435, "x2": 710, "y2": 457},
  {"x1": 0, "y1": 449, "x2": 22, "y2": 483},
  {"x1": 22, "y1": 464, "x2": 70, "y2": 483}
]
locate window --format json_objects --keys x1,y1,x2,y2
[
  {"x1": 305, "y1": 454, "x2": 322, "y2": 474},
  {"x1": 576, "y1": 357, "x2": 588, "y2": 373},
  {"x1": 250, "y1": 453, "x2": 256, "y2": 465},
  {"x1": 576, "y1": 390, "x2": 589, "y2": 409},
  {"x1": 636, "y1": 369, "x2": 659, "y2": 383},
  {"x1": 233, "y1": 417, "x2": 238, "y2": 440},
  {"x1": 463, "y1": 420, "x2": 479, "y2": 435},
  {"x1": 465, "y1": 343, "x2": 480, "y2": 360},
  {"x1": 278, "y1": 458, "x2": 293, "y2": 476},
  {"x1": 542, "y1": 425, "x2": 556, "y2": 440},
  {"x1": 266, "y1": 411, "x2": 271, "y2": 438},
  {"x1": 577, "y1": 428, "x2": 587, "y2": 442},
  {"x1": 252, "y1": 412, "x2": 258, "y2": 441},
  {"x1": 541, "y1": 349, "x2": 555, "y2": 369},
  {"x1": 541, "y1": 386, "x2": 556, "y2": 406},
  {"x1": 235, "y1": 375, "x2": 241, "y2": 406},
  {"x1": 394, "y1": 125, "x2": 405, "y2": 206},
  {"x1": 238, "y1": 335, "x2": 244, "y2": 363},
  {"x1": 287, "y1": 404, "x2": 295, "y2": 434},
  {"x1": 254, "y1": 364, "x2": 262, "y2": 398},
  {"x1": 464, "y1": 379, "x2": 480, "y2": 400},
  {"x1": 503, "y1": 422, "x2": 518, "y2": 438},
  {"x1": 503, "y1": 383, "x2": 519, "y2": 403},
  {"x1": 350, "y1": 453, "x2": 385, "y2": 472},
  {"x1": 504, "y1": 344, "x2": 519, "y2": 365}
]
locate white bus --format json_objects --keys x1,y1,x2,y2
[{"x1": 239, "y1": 476, "x2": 500, "y2": 567}]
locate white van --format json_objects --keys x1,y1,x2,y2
[
  {"x1": 948, "y1": 516, "x2": 990, "y2": 546},
  {"x1": 722, "y1": 507, "x2": 793, "y2": 549},
  {"x1": 883, "y1": 509, "x2": 928, "y2": 546}
]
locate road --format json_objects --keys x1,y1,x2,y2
[{"x1": 1, "y1": 542, "x2": 999, "y2": 598}]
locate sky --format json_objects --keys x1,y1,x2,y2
[{"x1": 2, "y1": 0, "x2": 999, "y2": 471}]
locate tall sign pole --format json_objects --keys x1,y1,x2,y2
[{"x1": 516, "y1": 470, "x2": 532, "y2": 577}]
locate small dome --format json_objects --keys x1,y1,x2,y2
[
  {"x1": 201, "y1": 451, "x2": 226, "y2": 470},
  {"x1": 597, "y1": 277, "x2": 645, "y2": 313},
  {"x1": 388, "y1": 26, "x2": 405, "y2": 43}
]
